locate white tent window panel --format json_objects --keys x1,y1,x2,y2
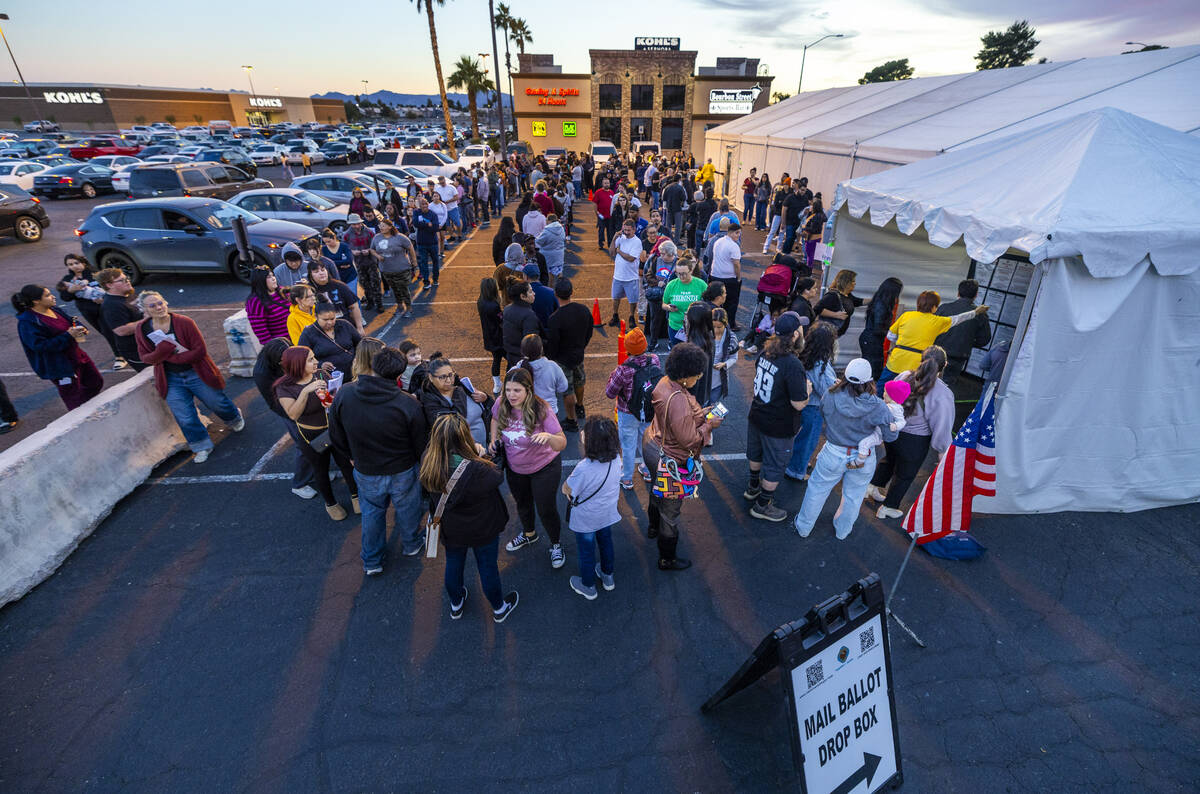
[{"x1": 967, "y1": 254, "x2": 1036, "y2": 377}]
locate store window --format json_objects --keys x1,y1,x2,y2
[
  {"x1": 598, "y1": 84, "x2": 622, "y2": 110},
  {"x1": 598, "y1": 117, "x2": 622, "y2": 148},
  {"x1": 630, "y1": 118, "x2": 652, "y2": 144},
  {"x1": 662, "y1": 84, "x2": 685, "y2": 111},
  {"x1": 661, "y1": 119, "x2": 683, "y2": 151},
  {"x1": 631, "y1": 84, "x2": 654, "y2": 110}
]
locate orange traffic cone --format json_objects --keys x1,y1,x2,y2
[
  {"x1": 592, "y1": 298, "x2": 602, "y2": 328},
  {"x1": 617, "y1": 320, "x2": 627, "y2": 365}
]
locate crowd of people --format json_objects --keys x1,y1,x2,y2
[{"x1": 7, "y1": 145, "x2": 1002, "y2": 624}]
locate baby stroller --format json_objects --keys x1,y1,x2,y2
[{"x1": 744, "y1": 254, "x2": 809, "y2": 344}]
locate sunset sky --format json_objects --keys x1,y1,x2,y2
[{"x1": 4, "y1": 0, "x2": 1197, "y2": 98}]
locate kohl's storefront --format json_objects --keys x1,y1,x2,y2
[{"x1": 0, "y1": 84, "x2": 345, "y2": 130}]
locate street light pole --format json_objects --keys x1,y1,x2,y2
[
  {"x1": 487, "y1": 0, "x2": 508, "y2": 154},
  {"x1": 0, "y1": 14, "x2": 39, "y2": 124},
  {"x1": 241, "y1": 65, "x2": 257, "y2": 124},
  {"x1": 797, "y1": 33, "x2": 845, "y2": 94}
]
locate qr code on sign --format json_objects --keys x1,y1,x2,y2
[
  {"x1": 805, "y1": 660, "x2": 824, "y2": 689},
  {"x1": 860, "y1": 626, "x2": 876, "y2": 653}
]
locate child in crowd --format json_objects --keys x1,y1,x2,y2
[
  {"x1": 742, "y1": 306, "x2": 783, "y2": 356},
  {"x1": 850, "y1": 379, "x2": 910, "y2": 469},
  {"x1": 398, "y1": 339, "x2": 422, "y2": 392},
  {"x1": 562, "y1": 415, "x2": 621, "y2": 600}
]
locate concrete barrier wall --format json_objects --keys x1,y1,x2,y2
[{"x1": 0, "y1": 370, "x2": 189, "y2": 607}]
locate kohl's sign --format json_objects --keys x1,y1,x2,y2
[
  {"x1": 249, "y1": 97, "x2": 283, "y2": 108},
  {"x1": 43, "y1": 91, "x2": 104, "y2": 105}
]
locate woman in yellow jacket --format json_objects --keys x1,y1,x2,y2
[
  {"x1": 880, "y1": 290, "x2": 987, "y2": 390},
  {"x1": 287, "y1": 283, "x2": 317, "y2": 344}
]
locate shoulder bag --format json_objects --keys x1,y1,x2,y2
[
  {"x1": 565, "y1": 460, "x2": 613, "y2": 525},
  {"x1": 425, "y1": 459, "x2": 469, "y2": 559},
  {"x1": 651, "y1": 389, "x2": 705, "y2": 500}
]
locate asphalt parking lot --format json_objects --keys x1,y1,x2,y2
[{"x1": 0, "y1": 198, "x2": 1197, "y2": 792}]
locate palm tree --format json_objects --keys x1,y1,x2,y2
[
  {"x1": 412, "y1": 0, "x2": 458, "y2": 159},
  {"x1": 494, "y1": 3, "x2": 516, "y2": 138},
  {"x1": 447, "y1": 56, "x2": 494, "y2": 140},
  {"x1": 509, "y1": 18, "x2": 532, "y2": 55}
]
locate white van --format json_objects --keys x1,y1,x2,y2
[
  {"x1": 589, "y1": 140, "x2": 617, "y2": 164},
  {"x1": 633, "y1": 141, "x2": 661, "y2": 157}
]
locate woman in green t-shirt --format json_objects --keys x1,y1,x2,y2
[{"x1": 662, "y1": 251, "x2": 707, "y2": 347}]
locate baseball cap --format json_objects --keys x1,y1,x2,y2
[
  {"x1": 845, "y1": 358, "x2": 872, "y2": 384},
  {"x1": 774, "y1": 311, "x2": 802, "y2": 338}
]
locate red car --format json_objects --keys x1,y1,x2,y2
[{"x1": 68, "y1": 137, "x2": 142, "y2": 159}]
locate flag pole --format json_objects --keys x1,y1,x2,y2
[{"x1": 886, "y1": 533, "x2": 926, "y2": 648}]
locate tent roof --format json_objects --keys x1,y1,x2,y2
[
  {"x1": 833, "y1": 108, "x2": 1200, "y2": 276},
  {"x1": 709, "y1": 45, "x2": 1200, "y2": 166}
]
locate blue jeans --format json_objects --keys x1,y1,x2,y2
[
  {"x1": 617, "y1": 411, "x2": 648, "y2": 483},
  {"x1": 710, "y1": 383, "x2": 725, "y2": 406},
  {"x1": 755, "y1": 200, "x2": 767, "y2": 229},
  {"x1": 743, "y1": 193, "x2": 754, "y2": 220},
  {"x1": 793, "y1": 442, "x2": 878, "y2": 540},
  {"x1": 417, "y1": 244, "x2": 440, "y2": 283},
  {"x1": 786, "y1": 403, "x2": 823, "y2": 477},
  {"x1": 877, "y1": 367, "x2": 899, "y2": 394},
  {"x1": 573, "y1": 179, "x2": 582, "y2": 199},
  {"x1": 163, "y1": 370, "x2": 240, "y2": 452},
  {"x1": 666, "y1": 210, "x2": 683, "y2": 241},
  {"x1": 356, "y1": 466, "x2": 422, "y2": 568},
  {"x1": 782, "y1": 224, "x2": 799, "y2": 254},
  {"x1": 444, "y1": 537, "x2": 504, "y2": 610},
  {"x1": 764, "y1": 214, "x2": 783, "y2": 249},
  {"x1": 574, "y1": 525, "x2": 615, "y2": 587}
]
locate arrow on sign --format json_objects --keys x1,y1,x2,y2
[{"x1": 830, "y1": 752, "x2": 882, "y2": 794}]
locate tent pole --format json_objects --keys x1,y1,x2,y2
[{"x1": 886, "y1": 533, "x2": 927, "y2": 648}]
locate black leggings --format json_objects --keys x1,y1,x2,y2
[
  {"x1": 871, "y1": 432, "x2": 932, "y2": 509},
  {"x1": 490, "y1": 349, "x2": 506, "y2": 377},
  {"x1": 296, "y1": 426, "x2": 358, "y2": 506},
  {"x1": 505, "y1": 457, "x2": 563, "y2": 544}
]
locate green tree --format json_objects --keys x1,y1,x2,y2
[
  {"x1": 771, "y1": 91, "x2": 791, "y2": 104},
  {"x1": 164, "y1": 114, "x2": 176, "y2": 125},
  {"x1": 344, "y1": 100, "x2": 363, "y2": 121},
  {"x1": 976, "y1": 20, "x2": 1039, "y2": 70},
  {"x1": 134, "y1": 115, "x2": 147, "y2": 125},
  {"x1": 411, "y1": 0, "x2": 458, "y2": 158},
  {"x1": 448, "y1": 55, "x2": 496, "y2": 139},
  {"x1": 192, "y1": 113, "x2": 203, "y2": 124},
  {"x1": 859, "y1": 58, "x2": 914, "y2": 85}
]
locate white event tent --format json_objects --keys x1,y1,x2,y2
[
  {"x1": 827, "y1": 107, "x2": 1200, "y2": 515},
  {"x1": 703, "y1": 45, "x2": 1200, "y2": 199}
]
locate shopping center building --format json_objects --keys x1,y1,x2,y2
[
  {"x1": 512, "y1": 38, "x2": 772, "y2": 159},
  {"x1": 0, "y1": 83, "x2": 346, "y2": 130}
]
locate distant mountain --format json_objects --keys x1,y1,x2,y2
[{"x1": 313, "y1": 90, "x2": 512, "y2": 109}]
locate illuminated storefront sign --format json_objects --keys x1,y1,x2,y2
[
  {"x1": 249, "y1": 97, "x2": 283, "y2": 108},
  {"x1": 43, "y1": 91, "x2": 104, "y2": 105},
  {"x1": 634, "y1": 37, "x2": 680, "y2": 51},
  {"x1": 709, "y1": 85, "x2": 762, "y2": 114},
  {"x1": 562, "y1": 121, "x2": 577, "y2": 137},
  {"x1": 532, "y1": 121, "x2": 547, "y2": 137},
  {"x1": 525, "y1": 87, "x2": 580, "y2": 106}
]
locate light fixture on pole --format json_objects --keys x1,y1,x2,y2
[
  {"x1": 478, "y1": 52, "x2": 495, "y2": 129},
  {"x1": 361, "y1": 79, "x2": 368, "y2": 97},
  {"x1": 797, "y1": 33, "x2": 845, "y2": 94},
  {"x1": 0, "y1": 14, "x2": 39, "y2": 123}
]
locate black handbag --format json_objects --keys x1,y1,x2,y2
[{"x1": 489, "y1": 437, "x2": 507, "y2": 470}]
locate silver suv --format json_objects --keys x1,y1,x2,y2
[{"x1": 77, "y1": 197, "x2": 314, "y2": 284}]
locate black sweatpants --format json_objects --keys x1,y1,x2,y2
[
  {"x1": 870, "y1": 431, "x2": 932, "y2": 509},
  {"x1": 505, "y1": 456, "x2": 563, "y2": 544}
]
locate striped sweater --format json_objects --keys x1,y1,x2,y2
[{"x1": 245, "y1": 293, "x2": 290, "y2": 344}]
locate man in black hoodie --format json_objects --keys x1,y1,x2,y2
[
  {"x1": 502, "y1": 281, "x2": 541, "y2": 364},
  {"x1": 330, "y1": 347, "x2": 429, "y2": 574}
]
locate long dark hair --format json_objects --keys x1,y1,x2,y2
[
  {"x1": 272, "y1": 345, "x2": 312, "y2": 392},
  {"x1": 249, "y1": 267, "x2": 281, "y2": 305},
  {"x1": 420, "y1": 413, "x2": 491, "y2": 493},
  {"x1": 685, "y1": 302, "x2": 714, "y2": 357},
  {"x1": 496, "y1": 215, "x2": 515, "y2": 243},
  {"x1": 477, "y1": 276, "x2": 499, "y2": 306},
  {"x1": 799, "y1": 321, "x2": 837, "y2": 371},
  {"x1": 902, "y1": 346, "x2": 947, "y2": 417},
  {"x1": 869, "y1": 277, "x2": 903, "y2": 323}
]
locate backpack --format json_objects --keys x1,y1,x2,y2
[{"x1": 626, "y1": 358, "x2": 663, "y2": 423}]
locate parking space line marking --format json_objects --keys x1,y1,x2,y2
[{"x1": 247, "y1": 433, "x2": 293, "y2": 478}]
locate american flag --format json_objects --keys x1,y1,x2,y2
[{"x1": 903, "y1": 385, "x2": 996, "y2": 543}]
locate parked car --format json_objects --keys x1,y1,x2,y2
[
  {"x1": 138, "y1": 145, "x2": 180, "y2": 158},
  {"x1": 588, "y1": 140, "x2": 616, "y2": 164},
  {"x1": 372, "y1": 148, "x2": 459, "y2": 177},
  {"x1": 89, "y1": 155, "x2": 143, "y2": 171},
  {"x1": 543, "y1": 147, "x2": 566, "y2": 167},
  {"x1": 31, "y1": 155, "x2": 80, "y2": 168},
  {"x1": 194, "y1": 148, "x2": 259, "y2": 177},
  {"x1": 0, "y1": 184, "x2": 50, "y2": 242},
  {"x1": 508, "y1": 141, "x2": 535, "y2": 158},
  {"x1": 229, "y1": 188, "x2": 351, "y2": 232},
  {"x1": 177, "y1": 145, "x2": 208, "y2": 159},
  {"x1": 320, "y1": 141, "x2": 361, "y2": 165},
  {"x1": 24, "y1": 120, "x2": 60, "y2": 133},
  {"x1": 0, "y1": 139, "x2": 56, "y2": 158},
  {"x1": 459, "y1": 144, "x2": 495, "y2": 169},
  {"x1": 284, "y1": 142, "x2": 325, "y2": 165},
  {"x1": 0, "y1": 160, "x2": 51, "y2": 190},
  {"x1": 141, "y1": 155, "x2": 193, "y2": 165},
  {"x1": 250, "y1": 143, "x2": 286, "y2": 166},
  {"x1": 32, "y1": 163, "x2": 116, "y2": 199},
  {"x1": 289, "y1": 173, "x2": 381, "y2": 205},
  {"x1": 69, "y1": 137, "x2": 141, "y2": 159},
  {"x1": 77, "y1": 197, "x2": 315, "y2": 284},
  {"x1": 127, "y1": 162, "x2": 271, "y2": 200}
]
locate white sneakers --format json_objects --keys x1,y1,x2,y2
[
  {"x1": 192, "y1": 449, "x2": 210, "y2": 464},
  {"x1": 230, "y1": 413, "x2": 245, "y2": 432},
  {"x1": 292, "y1": 486, "x2": 318, "y2": 499}
]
